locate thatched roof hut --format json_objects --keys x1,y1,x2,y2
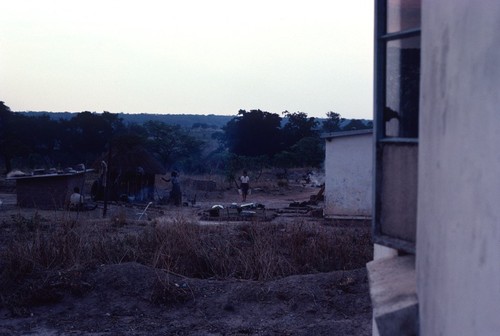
[{"x1": 93, "y1": 146, "x2": 165, "y2": 202}]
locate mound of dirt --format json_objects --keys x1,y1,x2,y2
[{"x1": 0, "y1": 262, "x2": 372, "y2": 335}]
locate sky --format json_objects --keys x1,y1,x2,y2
[{"x1": 0, "y1": 0, "x2": 374, "y2": 119}]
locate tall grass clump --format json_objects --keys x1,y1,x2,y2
[
  {"x1": 1, "y1": 215, "x2": 372, "y2": 285},
  {"x1": 142, "y1": 218, "x2": 372, "y2": 280}
]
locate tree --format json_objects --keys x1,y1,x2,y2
[
  {"x1": 59, "y1": 111, "x2": 124, "y2": 164},
  {"x1": 0, "y1": 102, "x2": 45, "y2": 172},
  {"x1": 273, "y1": 136, "x2": 324, "y2": 170},
  {"x1": 273, "y1": 150, "x2": 297, "y2": 174},
  {"x1": 222, "y1": 109, "x2": 282, "y2": 157},
  {"x1": 289, "y1": 136, "x2": 324, "y2": 168},
  {"x1": 281, "y1": 111, "x2": 319, "y2": 148},
  {"x1": 322, "y1": 111, "x2": 343, "y2": 132},
  {"x1": 342, "y1": 119, "x2": 372, "y2": 131},
  {"x1": 20, "y1": 114, "x2": 60, "y2": 168},
  {"x1": 143, "y1": 121, "x2": 202, "y2": 170},
  {"x1": 0, "y1": 101, "x2": 14, "y2": 172}
]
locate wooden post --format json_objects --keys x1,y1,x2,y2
[{"x1": 102, "y1": 147, "x2": 111, "y2": 218}]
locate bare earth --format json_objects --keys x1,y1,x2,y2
[{"x1": 0, "y1": 178, "x2": 372, "y2": 336}]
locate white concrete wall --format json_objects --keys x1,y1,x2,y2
[
  {"x1": 417, "y1": 1, "x2": 500, "y2": 335},
  {"x1": 324, "y1": 133, "x2": 372, "y2": 217}
]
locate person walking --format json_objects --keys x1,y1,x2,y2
[{"x1": 239, "y1": 170, "x2": 250, "y2": 202}]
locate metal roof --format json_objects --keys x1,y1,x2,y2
[
  {"x1": 321, "y1": 129, "x2": 373, "y2": 139},
  {"x1": 6, "y1": 170, "x2": 93, "y2": 180}
]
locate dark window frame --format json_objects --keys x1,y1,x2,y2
[{"x1": 373, "y1": 0, "x2": 421, "y2": 253}]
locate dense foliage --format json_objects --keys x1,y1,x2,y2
[
  {"x1": 0, "y1": 103, "x2": 204, "y2": 174},
  {"x1": 219, "y1": 109, "x2": 371, "y2": 174},
  {"x1": 222, "y1": 110, "x2": 282, "y2": 157},
  {"x1": 0, "y1": 101, "x2": 371, "y2": 175}
]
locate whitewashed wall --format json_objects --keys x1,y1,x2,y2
[
  {"x1": 324, "y1": 132, "x2": 372, "y2": 217},
  {"x1": 417, "y1": 1, "x2": 500, "y2": 334}
]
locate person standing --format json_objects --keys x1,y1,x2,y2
[
  {"x1": 239, "y1": 170, "x2": 250, "y2": 202},
  {"x1": 162, "y1": 171, "x2": 182, "y2": 206}
]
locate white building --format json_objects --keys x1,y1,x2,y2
[
  {"x1": 322, "y1": 129, "x2": 372, "y2": 218},
  {"x1": 368, "y1": 1, "x2": 500, "y2": 335}
]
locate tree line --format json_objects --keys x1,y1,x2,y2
[
  {"x1": 22, "y1": 111, "x2": 233, "y2": 129},
  {"x1": 0, "y1": 101, "x2": 371, "y2": 175}
]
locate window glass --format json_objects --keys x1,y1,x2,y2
[
  {"x1": 385, "y1": 36, "x2": 420, "y2": 138},
  {"x1": 387, "y1": 0, "x2": 421, "y2": 33}
]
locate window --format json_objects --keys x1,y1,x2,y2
[{"x1": 373, "y1": 0, "x2": 421, "y2": 253}]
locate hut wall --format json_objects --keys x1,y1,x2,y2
[
  {"x1": 103, "y1": 172, "x2": 156, "y2": 202},
  {"x1": 16, "y1": 174, "x2": 85, "y2": 209}
]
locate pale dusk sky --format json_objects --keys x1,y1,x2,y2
[{"x1": 0, "y1": 0, "x2": 374, "y2": 119}]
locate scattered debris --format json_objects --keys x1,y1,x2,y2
[
  {"x1": 289, "y1": 201, "x2": 310, "y2": 208},
  {"x1": 137, "y1": 202, "x2": 153, "y2": 220},
  {"x1": 202, "y1": 202, "x2": 270, "y2": 221},
  {"x1": 209, "y1": 205, "x2": 224, "y2": 217},
  {"x1": 6, "y1": 170, "x2": 28, "y2": 178},
  {"x1": 309, "y1": 184, "x2": 325, "y2": 202}
]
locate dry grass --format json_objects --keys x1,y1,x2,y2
[
  {"x1": 0, "y1": 213, "x2": 372, "y2": 312},
  {"x1": 1, "y1": 214, "x2": 371, "y2": 281}
]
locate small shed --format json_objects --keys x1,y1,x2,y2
[
  {"x1": 93, "y1": 146, "x2": 165, "y2": 202},
  {"x1": 322, "y1": 129, "x2": 373, "y2": 218},
  {"x1": 9, "y1": 170, "x2": 89, "y2": 209}
]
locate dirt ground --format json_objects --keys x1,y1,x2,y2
[{"x1": 0, "y1": 175, "x2": 373, "y2": 336}]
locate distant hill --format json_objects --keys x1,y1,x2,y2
[
  {"x1": 19, "y1": 111, "x2": 235, "y2": 129},
  {"x1": 18, "y1": 111, "x2": 372, "y2": 130}
]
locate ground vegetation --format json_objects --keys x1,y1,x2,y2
[{"x1": 0, "y1": 175, "x2": 373, "y2": 335}]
